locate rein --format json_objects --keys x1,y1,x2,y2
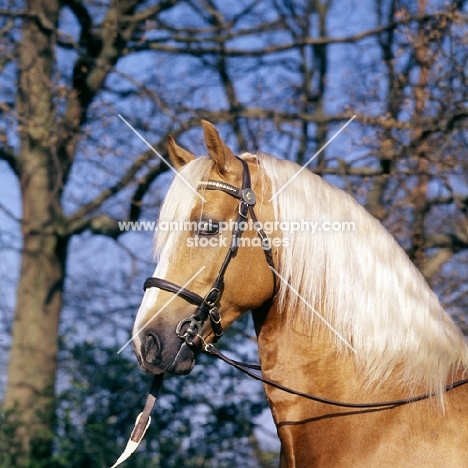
[
  {"x1": 202, "y1": 342, "x2": 468, "y2": 409},
  {"x1": 113, "y1": 343, "x2": 468, "y2": 468}
]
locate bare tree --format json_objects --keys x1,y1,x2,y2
[
  {"x1": 0, "y1": 0, "x2": 466, "y2": 464},
  {"x1": 0, "y1": 0, "x2": 177, "y2": 461}
]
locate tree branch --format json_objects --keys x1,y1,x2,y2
[
  {"x1": 64, "y1": 146, "x2": 161, "y2": 233},
  {"x1": 206, "y1": 3, "x2": 246, "y2": 150},
  {"x1": 420, "y1": 248, "x2": 454, "y2": 280},
  {"x1": 0, "y1": 200, "x2": 20, "y2": 223},
  {"x1": 56, "y1": 0, "x2": 178, "y2": 185},
  {"x1": 63, "y1": 159, "x2": 169, "y2": 238},
  {"x1": 425, "y1": 233, "x2": 468, "y2": 250},
  {"x1": 130, "y1": 11, "x2": 464, "y2": 57},
  {"x1": 120, "y1": 0, "x2": 178, "y2": 24},
  {"x1": 0, "y1": 145, "x2": 19, "y2": 176},
  {"x1": 129, "y1": 161, "x2": 168, "y2": 222},
  {"x1": 61, "y1": 214, "x2": 121, "y2": 239},
  {"x1": 427, "y1": 194, "x2": 468, "y2": 208}
]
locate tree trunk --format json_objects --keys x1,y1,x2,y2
[
  {"x1": 2, "y1": 0, "x2": 64, "y2": 463},
  {"x1": 4, "y1": 227, "x2": 68, "y2": 463}
]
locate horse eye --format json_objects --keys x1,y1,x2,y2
[{"x1": 198, "y1": 220, "x2": 219, "y2": 236}]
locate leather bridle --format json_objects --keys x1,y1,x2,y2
[
  {"x1": 142, "y1": 157, "x2": 468, "y2": 409},
  {"x1": 143, "y1": 157, "x2": 275, "y2": 348}
]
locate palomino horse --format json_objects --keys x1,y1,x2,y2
[{"x1": 132, "y1": 121, "x2": 468, "y2": 467}]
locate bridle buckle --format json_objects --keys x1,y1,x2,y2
[{"x1": 204, "y1": 287, "x2": 220, "y2": 307}]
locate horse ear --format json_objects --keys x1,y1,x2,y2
[
  {"x1": 201, "y1": 120, "x2": 239, "y2": 176},
  {"x1": 167, "y1": 135, "x2": 196, "y2": 170}
]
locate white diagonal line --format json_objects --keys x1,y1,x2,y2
[
  {"x1": 269, "y1": 266, "x2": 357, "y2": 354},
  {"x1": 117, "y1": 266, "x2": 206, "y2": 354},
  {"x1": 269, "y1": 115, "x2": 356, "y2": 201},
  {"x1": 118, "y1": 114, "x2": 206, "y2": 202}
]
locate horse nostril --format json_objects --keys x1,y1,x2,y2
[{"x1": 144, "y1": 331, "x2": 160, "y2": 362}]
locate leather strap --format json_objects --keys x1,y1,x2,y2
[
  {"x1": 204, "y1": 344, "x2": 468, "y2": 409},
  {"x1": 144, "y1": 277, "x2": 204, "y2": 305},
  {"x1": 131, "y1": 374, "x2": 163, "y2": 442}
]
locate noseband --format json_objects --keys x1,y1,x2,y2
[{"x1": 143, "y1": 158, "x2": 274, "y2": 347}]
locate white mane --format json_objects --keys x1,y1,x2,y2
[
  {"x1": 257, "y1": 151, "x2": 468, "y2": 399},
  {"x1": 154, "y1": 151, "x2": 468, "y2": 400}
]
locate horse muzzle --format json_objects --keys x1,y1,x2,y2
[{"x1": 135, "y1": 327, "x2": 197, "y2": 375}]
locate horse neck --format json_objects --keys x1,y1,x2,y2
[
  {"x1": 251, "y1": 301, "x2": 413, "y2": 409},
  {"x1": 252, "y1": 303, "x2": 468, "y2": 467}
]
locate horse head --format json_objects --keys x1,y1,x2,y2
[{"x1": 132, "y1": 121, "x2": 276, "y2": 375}]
